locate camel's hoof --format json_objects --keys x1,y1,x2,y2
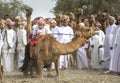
[
  {"x1": 0, "y1": 80, "x2": 3, "y2": 83},
  {"x1": 47, "y1": 73, "x2": 54, "y2": 77},
  {"x1": 41, "y1": 77, "x2": 45, "y2": 81},
  {"x1": 31, "y1": 74, "x2": 38, "y2": 78},
  {"x1": 55, "y1": 75, "x2": 60, "y2": 79}
]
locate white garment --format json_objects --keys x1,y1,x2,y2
[
  {"x1": 77, "y1": 45, "x2": 88, "y2": 69},
  {"x1": 103, "y1": 24, "x2": 117, "y2": 69},
  {"x1": 32, "y1": 24, "x2": 51, "y2": 35},
  {"x1": 109, "y1": 25, "x2": 120, "y2": 72},
  {"x1": 51, "y1": 26, "x2": 60, "y2": 41},
  {"x1": 17, "y1": 28, "x2": 27, "y2": 68},
  {"x1": 0, "y1": 31, "x2": 3, "y2": 65},
  {"x1": 32, "y1": 24, "x2": 38, "y2": 36},
  {"x1": 51, "y1": 26, "x2": 60, "y2": 69},
  {"x1": 90, "y1": 30, "x2": 105, "y2": 69},
  {"x1": 59, "y1": 25, "x2": 74, "y2": 69},
  {"x1": 2, "y1": 28, "x2": 16, "y2": 72}
]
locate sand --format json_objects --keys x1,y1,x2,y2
[{"x1": 1, "y1": 67, "x2": 120, "y2": 83}]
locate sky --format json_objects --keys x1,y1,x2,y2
[{"x1": 23, "y1": 0, "x2": 56, "y2": 19}]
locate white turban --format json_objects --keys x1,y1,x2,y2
[
  {"x1": 78, "y1": 22, "x2": 85, "y2": 28},
  {"x1": 109, "y1": 16, "x2": 116, "y2": 23}
]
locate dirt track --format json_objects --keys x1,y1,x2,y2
[{"x1": 1, "y1": 68, "x2": 120, "y2": 83}]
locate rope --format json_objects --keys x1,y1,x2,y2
[{"x1": 51, "y1": 33, "x2": 75, "y2": 36}]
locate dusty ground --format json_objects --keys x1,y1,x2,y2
[{"x1": 1, "y1": 67, "x2": 120, "y2": 83}]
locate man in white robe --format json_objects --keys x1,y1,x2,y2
[
  {"x1": 109, "y1": 16, "x2": 120, "y2": 73},
  {"x1": 17, "y1": 21, "x2": 27, "y2": 68},
  {"x1": 32, "y1": 18, "x2": 51, "y2": 36},
  {"x1": 49, "y1": 19, "x2": 60, "y2": 69},
  {"x1": 2, "y1": 19, "x2": 16, "y2": 72},
  {"x1": 76, "y1": 22, "x2": 88, "y2": 69},
  {"x1": 0, "y1": 29, "x2": 3, "y2": 66},
  {"x1": 77, "y1": 43, "x2": 88, "y2": 69},
  {"x1": 102, "y1": 16, "x2": 117, "y2": 69},
  {"x1": 59, "y1": 15, "x2": 74, "y2": 69},
  {"x1": 90, "y1": 24, "x2": 105, "y2": 69}
]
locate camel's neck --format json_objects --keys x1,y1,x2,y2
[{"x1": 52, "y1": 37, "x2": 86, "y2": 55}]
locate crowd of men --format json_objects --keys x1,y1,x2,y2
[{"x1": 0, "y1": 10, "x2": 120, "y2": 77}]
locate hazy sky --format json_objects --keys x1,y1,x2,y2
[{"x1": 23, "y1": 0, "x2": 56, "y2": 19}]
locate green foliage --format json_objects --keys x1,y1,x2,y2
[
  {"x1": 0, "y1": 0, "x2": 30, "y2": 18},
  {"x1": 52, "y1": 0, "x2": 120, "y2": 16}
]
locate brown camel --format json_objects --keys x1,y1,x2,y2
[
  {"x1": 30, "y1": 26, "x2": 95, "y2": 79},
  {"x1": 25, "y1": 7, "x2": 33, "y2": 39}
]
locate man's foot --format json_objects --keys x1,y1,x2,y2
[
  {"x1": 99, "y1": 60, "x2": 105, "y2": 64},
  {"x1": 104, "y1": 70, "x2": 113, "y2": 74}
]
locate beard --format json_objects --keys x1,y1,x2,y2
[{"x1": 8, "y1": 26, "x2": 12, "y2": 29}]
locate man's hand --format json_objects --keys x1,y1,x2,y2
[
  {"x1": 110, "y1": 47, "x2": 113, "y2": 50},
  {"x1": 99, "y1": 45, "x2": 103, "y2": 48},
  {"x1": 91, "y1": 45, "x2": 94, "y2": 48},
  {"x1": 8, "y1": 45, "x2": 11, "y2": 50}
]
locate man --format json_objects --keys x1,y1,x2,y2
[
  {"x1": 2, "y1": 19, "x2": 16, "y2": 72},
  {"x1": 89, "y1": 22, "x2": 105, "y2": 69},
  {"x1": 32, "y1": 17, "x2": 42, "y2": 36},
  {"x1": 32, "y1": 18, "x2": 51, "y2": 36},
  {"x1": 102, "y1": 16, "x2": 117, "y2": 69},
  {"x1": 50, "y1": 19, "x2": 60, "y2": 41},
  {"x1": 17, "y1": 21, "x2": 27, "y2": 68},
  {"x1": 76, "y1": 22, "x2": 88, "y2": 69},
  {"x1": 49, "y1": 19, "x2": 60, "y2": 69},
  {"x1": 59, "y1": 15, "x2": 74, "y2": 69},
  {"x1": 108, "y1": 16, "x2": 120, "y2": 74}
]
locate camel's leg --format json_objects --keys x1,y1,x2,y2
[
  {"x1": 55, "y1": 59, "x2": 60, "y2": 78},
  {"x1": 37, "y1": 60, "x2": 43, "y2": 80},
  {"x1": 47, "y1": 63, "x2": 53, "y2": 77}
]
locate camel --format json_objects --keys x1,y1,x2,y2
[
  {"x1": 30, "y1": 26, "x2": 95, "y2": 79},
  {"x1": 25, "y1": 7, "x2": 33, "y2": 39}
]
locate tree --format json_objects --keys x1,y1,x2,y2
[
  {"x1": 0, "y1": 0, "x2": 30, "y2": 18},
  {"x1": 52, "y1": 0, "x2": 120, "y2": 16}
]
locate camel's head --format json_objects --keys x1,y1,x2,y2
[
  {"x1": 55, "y1": 14, "x2": 63, "y2": 22},
  {"x1": 76, "y1": 26, "x2": 95, "y2": 39},
  {"x1": 25, "y1": 7, "x2": 33, "y2": 17},
  {"x1": 74, "y1": 8, "x2": 83, "y2": 17}
]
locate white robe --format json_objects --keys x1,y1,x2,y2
[
  {"x1": 0, "y1": 30, "x2": 3, "y2": 65},
  {"x1": 103, "y1": 24, "x2": 117, "y2": 69},
  {"x1": 51, "y1": 26, "x2": 60, "y2": 41},
  {"x1": 17, "y1": 28, "x2": 27, "y2": 68},
  {"x1": 51, "y1": 26, "x2": 60, "y2": 69},
  {"x1": 90, "y1": 30, "x2": 105, "y2": 69},
  {"x1": 76, "y1": 44, "x2": 88, "y2": 69},
  {"x1": 2, "y1": 29, "x2": 16, "y2": 72},
  {"x1": 32, "y1": 24, "x2": 51, "y2": 35},
  {"x1": 59, "y1": 25, "x2": 74, "y2": 69},
  {"x1": 109, "y1": 25, "x2": 120, "y2": 72}
]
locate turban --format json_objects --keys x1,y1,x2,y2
[
  {"x1": 50, "y1": 19, "x2": 56, "y2": 24},
  {"x1": 62, "y1": 15, "x2": 70, "y2": 23},
  {"x1": 6, "y1": 19, "x2": 14, "y2": 26},
  {"x1": 78, "y1": 22, "x2": 85, "y2": 28},
  {"x1": 109, "y1": 16, "x2": 116, "y2": 23},
  {"x1": 37, "y1": 18, "x2": 46, "y2": 25},
  {"x1": 18, "y1": 21, "x2": 27, "y2": 26}
]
